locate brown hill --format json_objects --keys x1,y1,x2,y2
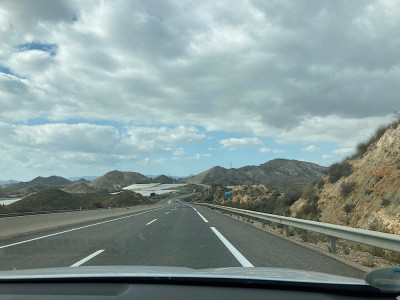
[
  {"x1": 4, "y1": 188, "x2": 154, "y2": 213},
  {"x1": 291, "y1": 120, "x2": 400, "y2": 234},
  {"x1": 0, "y1": 176, "x2": 71, "y2": 198},
  {"x1": 62, "y1": 179, "x2": 102, "y2": 194},
  {"x1": 153, "y1": 175, "x2": 177, "y2": 184},
  {"x1": 182, "y1": 159, "x2": 326, "y2": 191},
  {"x1": 89, "y1": 170, "x2": 152, "y2": 192}
]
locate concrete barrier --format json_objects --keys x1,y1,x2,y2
[{"x1": 0, "y1": 204, "x2": 167, "y2": 239}]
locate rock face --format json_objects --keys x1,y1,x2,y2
[
  {"x1": 316, "y1": 122, "x2": 400, "y2": 234},
  {"x1": 182, "y1": 159, "x2": 326, "y2": 191}
]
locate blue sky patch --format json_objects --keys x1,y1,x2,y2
[
  {"x1": 0, "y1": 65, "x2": 24, "y2": 79},
  {"x1": 16, "y1": 42, "x2": 58, "y2": 57}
]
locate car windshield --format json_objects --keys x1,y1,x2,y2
[{"x1": 0, "y1": 0, "x2": 399, "y2": 283}]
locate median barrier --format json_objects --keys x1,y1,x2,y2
[{"x1": 0, "y1": 204, "x2": 167, "y2": 239}]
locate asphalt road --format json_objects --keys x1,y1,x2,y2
[{"x1": 0, "y1": 200, "x2": 365, "y2": 279}]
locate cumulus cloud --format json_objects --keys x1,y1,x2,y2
[
  {"x1": 1, "y1": 1, "x2": 397, "y2": 134},
  {"x1": 0, "y1": 122, "x2": 206, "y2": 179},
  {"x1": 332, "y1": 148, "x2": 354, "y2": 154},
  {"x1": 259, "y1": 147, "x2": 285, "y2": 154},
  {"x1": 173, "y1": 147, "x2": 186, "y2": 156},
  {"x1": 1, "y1": 0, "x2": 399, "y2": 178},
  {"x1": 220, "y1": 137, "x2": 262, "y2": 150},
  {"x1": 301, "y1": 145, "x2": 321, "y2": 152}
]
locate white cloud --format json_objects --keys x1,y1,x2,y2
[
  {"x1": 332, "y1": 148, "x2": 354, "y2": 154},
  {"x1": 260, "y1": 147, "x2": 271, "y2": 153},
  {"x1": 170, "y1": 153, "x2": 212, "y2": 161},
  {"x1": 0, "y1": 1, "x2": 396, "y2": 141},
  {"x1": 1, "y1": 1, "x2": 400, "y2": 178},
  {"x1": 259, "y1": 147, "x2": 285, "y2": 154},
  {"x1": 0, "y1": 122, "x2": 206, "y2": 179},
  {"x1": 142, "y1": 157, "x2": 169, "y2": 165},
  {"x1": 301, "y1": 145, "x2": 321, "y2": 152},
  {"x1": 173, "y1": 147, "x2": 186, "y2": 156},
  {"x1": 272, "y1": 149, "x2": 286, "y2": 154},
  {"x1": 220, "y1": 137, "x2": 262, "y2": 150},
  {"x1": 322, "y1": 154, "x2": 332, "y2": 159}
]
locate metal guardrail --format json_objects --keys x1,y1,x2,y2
[{"x1": 196, "y1": 203, "x2": 400, "y2": 254}]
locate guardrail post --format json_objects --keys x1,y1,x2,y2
[
  {"x1": 247, "y1": 216, "x2": 250, "y2": 222},
  {"x1": 284, "y1": 225, "x2": 290, "y2": 237},
  {"x1": 262, "y1": 220, "x2": 265, "y2": 228},
  {"x1": 329, "y1": 236, "x2": 336, "y2": 254}
]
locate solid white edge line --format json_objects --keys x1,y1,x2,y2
[
  {"x1": 210, "y1": 227, "x2": 253, "y2": 267},
  {"x1": 70, "y1": 250, "x2": 104, "y2": 267},
  {"x1": 146, "y1": 218, "x2": 157, "y2": 225},
  {"x1": 0, "y1": 207, "x2": 165, "y2": 250},
  {"x1": 187, "y1": 204, "x2": 198, "y2": 212},
  {"x1": 196, "y1": 212, "x2": 208, "y2": 223}
]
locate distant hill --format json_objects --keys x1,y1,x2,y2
[
  {"x1": 146, "y1": 174, "x2": 181, "y2": 180},
  {"x1": 181, "y1": 159, "x2": 326, "y2": 191},
  {"x1": 0, "y1": 179, "x2": 18, "y2": 185},
  {"x1": 0, "y1": 176, "x2": 71, "y2": 196},
  {"x1": 67, "y1": 176, "x2": 99, "y2": 182},
  {"x1": 62, "y1": 179, "x2": 103, "y2": 194},
  {"x1": 153, "y1": 175, "x2": 177, "y2": 184},
  {"x1": 89, "y1": 170, "x2": 152, "y2": 192},
  {"x1": 4, "y1": 188, "x2": 154, "y2": 212},
  {"x1": 63, "y1": 172, "x2": 178, "y2": 194}
]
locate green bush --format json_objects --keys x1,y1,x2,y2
[
  {"x1": 355, "y1": 142, "x2": 368, "y2": 158},
  {"x1": 340, "y1": 181, "x2": 356, "y2": 197},
  {"x1": 316, "y1": 178, "x2": 325, "y2": 189},
  {"x1": 282, "y1": 189, "x2": 302, "y2": 206},
  {"x1": 302, "y1": 184, "x2": 319, "y2": 202},
  {"x1": 296, "y1": 201, "x2": 320, "y2": 221},
  {"x1": 343, "y1": 203, "x2": 355, "y2": 213},
  {"x1": 326, "y1": 162, "x2": 353, "y2": 183},
  {"x1": 381, "y1": 198, "x2": 390, "y2": 207}
]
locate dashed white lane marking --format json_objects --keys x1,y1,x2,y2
[
  {"x1": 210, "y1": 227, "x2": 253, "y2": 267},
  {"x1": 70, "y1": 250, "x2": 104, "y2": 267},
  {"x1": 165, "y1": 212, "x2": 169, "y2": 215},
  {"x1": 196, "y1": 211, "x2": 208, "y2": 223},
  {"x1": 146, "y1": 219, "x2": 158, "y2": 226},
  {"x1": 0, "y1": 207, "x2": 165, "y2": 250}
]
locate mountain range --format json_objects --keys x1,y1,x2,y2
[
  {"x1": 180, "y1": 159, "x2": 326, "y2": 191},
  {"x1": 1, "y1": 159, "x2": 325, "y2": 197}
]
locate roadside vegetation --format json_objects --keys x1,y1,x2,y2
[{"x1": 351, "y1": 115, "x2": 400, "y2": 159}]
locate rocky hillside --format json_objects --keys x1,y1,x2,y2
[
  {"x1": 291, "y1": 120, "x2": 400, "y2": 234},
  {"x1": 193, "y1": 184, "x2": 292, "y2": 215},
  {"x1": 182, "y1": 159, "x2": 325, "y2": 191},
  {"x1": 61, "y1": 179, "x2": 102, "y2": 194}
]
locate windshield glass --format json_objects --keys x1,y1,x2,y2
[{"x1": 0, "y1": 0, "x2": 399, "y2": 282}]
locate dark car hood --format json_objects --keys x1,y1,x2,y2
[{"x1": 0, "y1": 266, "x2": 366, "y2": 285}]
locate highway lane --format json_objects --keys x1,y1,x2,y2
[
  {"x1": 0, "y1": 200, "x2": 365, "y2": 279},
  {"x1": 0, "y1": 201, "x2": 239, "y2": 270},
  {"x1": 194, "y1": 204, "x2": 366, "y2": 279}
]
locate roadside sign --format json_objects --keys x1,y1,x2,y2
[{"x1": 225, "y1": 192, "x2": 231, "y2": 199}]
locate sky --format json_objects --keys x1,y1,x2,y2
[{"x1": 0, "y1": 0, "x2": 399, "y2": 181}]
